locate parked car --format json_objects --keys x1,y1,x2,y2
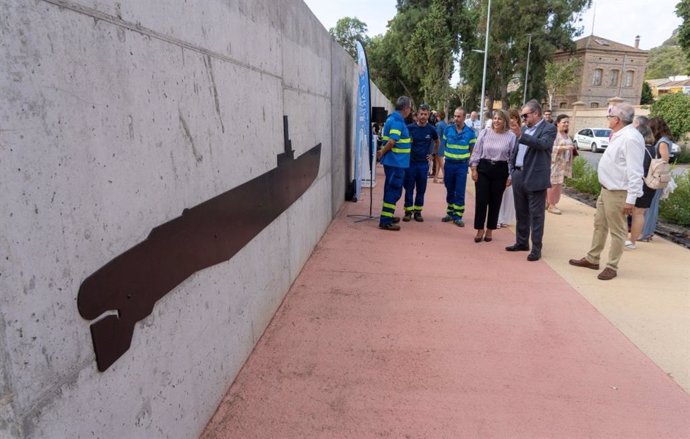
[
  {"x1": 670, "y1": 142, "x2": 681, "y2": 161},
  {"x1": 574, "y1": 128, "x2": 612, "y2": 153}
]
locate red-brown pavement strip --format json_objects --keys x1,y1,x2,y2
[{"x1": 201, "y1": 165, "x2": 690, "y2": 438}]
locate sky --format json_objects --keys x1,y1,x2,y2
[{"x1": 302, "y1": 0, "x2": 683, "y2": 50}]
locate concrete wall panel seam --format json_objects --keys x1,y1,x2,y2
[
  {"x1": 282, "y1": 84, "x2": 330, "y2": 101},
  {"x1": 40, "y1": 0, "x2": 282, "y2": 81},
  {"x1": 0, "y1": 312, "x2": 21, "y2": 438}
]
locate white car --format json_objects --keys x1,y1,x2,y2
[
  {"x1": 574, "y1": 128, "x2": 612, "y2": 153},
  {"x1": 670, "y1": 142, "x2": 681, "y2": 160}
]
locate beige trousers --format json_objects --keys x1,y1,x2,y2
[{"x1": 586, "y1": 188, "x2": 627, "y2": 270}]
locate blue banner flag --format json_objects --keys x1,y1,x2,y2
[{"x1": 353, "y1": 40, "x2": 370, "y2": 201}]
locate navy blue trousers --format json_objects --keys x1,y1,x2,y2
[
  {"x1": 403, "y1": 161, "x2": 429, "y2": 212},
  {"x1": 444, "y1": 160, "x2": 469, "y2": 220},
  {"x1": 380, "y1": 165, "x2": 405, "y2": 225}
]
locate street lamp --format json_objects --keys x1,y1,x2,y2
[
  {"x1": 523, "y1": 34, "x2": 532, "y2": 105},
  {"x1": 478, "y1": 0, "x2": 491, "y2": 128}
]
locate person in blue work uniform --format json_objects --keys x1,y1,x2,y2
[
  {"x1": 376, "y1": 96, "x2": 412, "y2": 231},
  {"x1": 433, "y1": 111, "x2": 447, "y2": 184},
  {"x1": 403, "y1": 104, "x2": 439, "y2": 222},
  {"x1": 441, "y1": 107, "x2": 477, "y2": 227}
]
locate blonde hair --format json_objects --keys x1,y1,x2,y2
[{"x1": 492, "y1": 109, "x2": 510, "y2": 133}]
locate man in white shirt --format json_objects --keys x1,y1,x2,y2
[
  {"x1": 467, "y1": 111, "x2": 482, "y2": 135},
  {"x1": 569, "y1": 102, "x2": 644, "y2": 280}
]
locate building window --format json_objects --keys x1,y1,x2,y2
[
  {"x1": 609, "y1": 70, "x2": 619, "y2": 87},
  {"x1": 559, "y1": 102, "x2": 568, "y2": 109},
  {"x1": 592, "y1": 69, "x2": 603, "y2": 86},
  {"x1": 624, "y1": 70, "x2": 634, "y2": 87},
  {"x1": 591, "y1": 102, "x2": 599, "y2": 108}
]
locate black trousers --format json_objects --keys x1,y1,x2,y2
[
  {"x1": 511, "y1": 169, "x2": 546, "y2": 253},
  {"x1": 473, "y1": 160, "x2": 509, "y2": 230}
]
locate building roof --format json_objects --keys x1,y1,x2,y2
[
  {"x1": 647, "y1": 78, "x2": 673, "y2": 87},
  {"x1": 657, "y1": 78, "x2": 690, "y2": 89},
  {"x1": 648, "y1": 76, "x2": 690, "y2": 89},
  {"x1": 574, "y1": 35, "x2": 647, "y2": 54}
]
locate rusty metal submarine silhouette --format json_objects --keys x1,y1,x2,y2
[{"x1": 78, "y1": 116, "x2": 321, "y2": 371}]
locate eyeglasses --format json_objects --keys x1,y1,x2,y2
[
  {"x1": 606, "y1": 115, "x2": 617, "y2": 119},
  {"x1": 520, "y1": 111, "x2": 533, "y2": 119}
]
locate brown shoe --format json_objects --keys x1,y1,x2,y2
[
  {"x1": 568, "y1": 257, "x2": 599, "y2": 270},
  {"x1": 597, "y1": 267, "x2": 617, "y2": 280}
]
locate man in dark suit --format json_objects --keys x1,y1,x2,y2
[{"x1": 505, "y1": 100, "x2": 557, "y2": 261}]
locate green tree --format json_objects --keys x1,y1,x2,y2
[
  {"x1": 544, "y1": 58, "x2": 582, "y2": 110},
  {"x1": 640, "y1": 81, "x2": 654, "y2": 105},
  {"x1": 677, "y1": 0, "x2": 690, "y2": 67},
  {"x1": 367, "y1": 32, "x2": 420, "y2": 102},
  {"x1": 368, "y1": 0, "x2": 470, "y2": 106},
  {"x1": 459, "y1": 0, "x2": 592, "y2": 110},
  {"x1": 406, "y1": 0, "x2": 473, "y2": 109},
  {"x1": 650, "y1": 93, "x2": 690, "y2": 140},
  {"x1": 329, "y1": 17, "x2": 370, "y2": 59},
  {"x1": 645, "y1": 45, "x2": 688, "y2": 78}
]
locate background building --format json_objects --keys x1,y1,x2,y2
[
  {"x1": 648, "y1": 75, "x2": 690, "y2": 98},
  {"x1": 552, "y1": 35, "x2": 649, "y2": 109}
]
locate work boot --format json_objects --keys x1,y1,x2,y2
[
  {"x1": 442, "y1": 215, "x2": 453, "y2": 222},
  {"x1": 403, "y1": 212, "x2": 412, "y2": 222},
  {"x1": 391, "y1": 216, "x2": 401, "y2": 224},
  {"x1": 454, "y1": 219, "x2": 465, "y2": 227},
  {"x1": 379, "y1": 223, "x2": 401, "y2": 231},
  {"x1": 414, "y1": 212, "x2": 424, "y2": 222}
]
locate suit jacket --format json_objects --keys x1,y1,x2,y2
[{"x1": 510, "y1": 120, "x2": 558, "y2": 191}]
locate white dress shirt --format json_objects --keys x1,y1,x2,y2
[{"x1": 597, "y1": 124, "x2": 645, "y2": 204}]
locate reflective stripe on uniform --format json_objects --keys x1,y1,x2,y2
[{"x1": 445, "y1": 141, "x2": 470, "y2": 159}]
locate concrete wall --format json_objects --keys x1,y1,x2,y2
[{"x1": 0, "y1": 1, "x2": 390, "y2": 438}]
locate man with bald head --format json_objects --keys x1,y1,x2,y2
[
  {"x1": 569, "y1": 102, "x2": 644, "y2": 280},
  {"x1": 468, "y1": 111, "x2": 482, "y2": 136}
]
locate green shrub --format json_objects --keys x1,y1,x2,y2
[
  {"x1": 650, "y1": 93, "x2": 690, "y2": 141},
  {"x1": 565, "y1": 157, "x2": 601, "y2": 196},
  {"x1": 660, "y1": 172, "x2": 690, "y2": 226}
]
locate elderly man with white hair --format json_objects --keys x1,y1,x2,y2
[{"x1": 569, "y1": 102, "x2": 644, "y2": 280}]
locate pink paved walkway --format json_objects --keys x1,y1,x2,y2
[{"x1": 201, "y1": 166, "x2": 690, "y2": 438}]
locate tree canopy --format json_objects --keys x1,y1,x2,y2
[
  {"x1": 677, "y1": 0, "x2": 690, "y2": 70},
  {"x1": 651, "y1": 93, "x2": 690, "y2": 141},
  {"x1": 459, "y1": 0, "x2": 592, "y2": 111},
  {"x1": 544, "y1": 58, "x2": 582, "y2": 110},
  {"x1": 329, "y1": 17, "x2": 370, "y2": 59},
  {"x1": 645, "y1": 31, "x2": 689, "y2": 79},
  {"x1": 367, "y1": 0, "x2": 471, "y2": 110},
  {"x1": 345, "y1": 0, "x2": 593, "y2": 111}
]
